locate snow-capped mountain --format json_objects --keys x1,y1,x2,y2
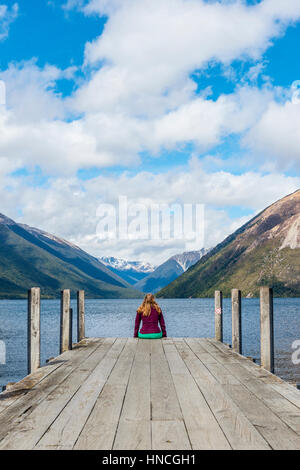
[
  {"x1": 171, "y1": 250, "x2": 209, "y2": 272},
  {"x1": 134, "y1": 248, "x2": 210, "y2": 293},
  {"x1": 100, "y1": 256, "x2": 155, "y2": 285}
]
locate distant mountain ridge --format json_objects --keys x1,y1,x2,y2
[
  {"x1": 135, "y1": 249, "x2": 209, "y2": 293},
  {"x1": 0, "y1": 213, "x2": 141, "y2": 299},
  {"x1": 158, "y1": 190, "x2": 300, "y2": 298},
  {"x1": 100, "y1": 256, "x2": 155, "y2": 284}
]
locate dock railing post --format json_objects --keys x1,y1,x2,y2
[
  {"x1": 232, "y1": 289, "x2": 242, "y2": 354},
  {"x1": 77, "y1": 290, "x2": 85, "y2": 342},
  {"x1": 69, "y1": 308, "x2": 73, "y2": 351},
  {"x1": 215, "y1": 290, "x2": 223, "y2": 342},
  {"x1": 28, "y1": 287, "x2": 41, "y2": 374},
  {"x1": 60, "y1": 289, "x2": 71, "y2": 354},
  {"x1": 260, "y1": 287, "x2": 274, "y2": 373}
]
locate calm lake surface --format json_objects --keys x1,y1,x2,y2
[{"x1": 0, "y1": 298, "x2": 299, "y2": 389}]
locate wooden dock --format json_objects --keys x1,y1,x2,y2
[{"x1": 1, "y1": 336, "x2": 300, "y2": 450}]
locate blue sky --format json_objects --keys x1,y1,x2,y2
[{"x1": 0, "y1": 0, "x2": 300, "y2": 264}]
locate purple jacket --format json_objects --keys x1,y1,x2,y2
[{"x1": 134, "y1": 307, "x2": 167, "y2": 337}]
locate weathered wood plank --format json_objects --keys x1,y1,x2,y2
[
  {"x1": 150, "y1": 339, "x2": 191, "y2": 450},
  {"x1": 0, "y1": 359, "x2": 64, "y2": 415},
  {"x1": 209, "y1": 338, "x2": 276, "y2": 379},
  {"x1": 177, "y1": 339, "x2": 270, "y2": 450},
  {"x1": 199, "y1": 339, "x2": 300, "y2": 449},
  {"x1": 74, "y1": 338, "x2": 138, "y2": 450},
  {"x1": 36, "y1": 338, "x2": 127, "y2": 450},
  {"x1": 152, "y1": 420, "x2": 191, "y2": 450},
  {"x1": 185, "y1": 338, "x2": 240, "y2": 385},
  {"x1": 150, "y1": 339, "x2": 184, "y2": 422},
  {"x1": 269, "y1": 382, "x2": 300, "y2": 410},
  {"x1": 0, "y1": 338, "x2": 115, "y2": 449},
  {"x1": 163, "y1": 339, "x2": 231, "y2": 450},
  {"x1": 0, "y1": 338, "x2": 102, "y2": 434},
  {"x1": 205, "y1": 340, "x2": 300, "y2": 435},
  {"x1": 113, "y1": 339, "x2": 151, "y2": 450}
]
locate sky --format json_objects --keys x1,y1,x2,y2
[{"x1": 1, "y1": 0, "x2": 300, "y2": 265}]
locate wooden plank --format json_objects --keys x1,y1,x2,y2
[
  {"x1": 0, "y1": 360, "x2": 64, "y2": 414},
  {"x1": 205, "y1": 341, "x2": 300, "y2": 435},
  {"x1": 75, "y1": 338, "x2": 138, "y2": 450},
  {"x1": 113, "y1": 339, "x2": 151, "y2": 450},
  {"x1": 269, "y1": 383, "x2": 300, "y2": 409},
  {"x1": 198, "y1": 338, "x2": 237, "y2": 364},
  {"x1": 176, "y1": 339, "x2": 270, "y2": 450},
  {"x1": 185, "y1": 339, "x2": 240, "y2": 385},
  {"x1": 0, "y1": 338, "x2": 115, "y2": 450},
  {"x1": 163, "y1": 339, "x2": 231, "y2": 450},
  {"x1": 0, "y1": 338, "x2": 102, "y2": 434},
  {"x1": 222, "y1": 383, "x2": 300, "y2": 450},
  {"x1": 36, "y1": 338, "x2": 127, "y2": 450},
  {"x1": 28, "y1": 287, "x2": 41, "y2": 374},
  {"x1": 199, "y1": 339, "x2": 300, "y2": 449},
  {"x1": 209, "y1": 339, "x2": 275, "y2": 379},
  {"x1": 150, "y1": 339, "x2": 184, "y2": 422},
  {"x1": 152, "y1": 421, "x2": 191, "y2": 450},
  {"x1": 150, "y1": 339, "x2": 191, "y2": 450}
]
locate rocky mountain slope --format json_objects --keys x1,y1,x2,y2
[
  {"x1": 0, "y1": 214, "x2": 141, "y2": 299},
  {"x1": 158, "y1": 190, "x2": 300, "y2": 298},
  {"x1": 135, "y1": 249, "x2": 209, "y2": 293}
]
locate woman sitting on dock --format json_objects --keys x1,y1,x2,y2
[{"x1": 134, "y1": 293, "x2": 167, "y2": 339}]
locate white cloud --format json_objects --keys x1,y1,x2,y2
[
  {"x1": 0, "y1": 58, "x2": 279, "y2": 174},
  {"x1": 244, "y1": 98, "x2": 300, "y2": 170},
  {"x1": 0, "y1": 3, "x2": 18, "y2": 41},
  {"x1": 79, "y1": 0, "x2": 300, "y2": 113},
  {"x1": 0, "y1": 1, "x2": 299, "y2": 175},
  {"x1": 152, "y1": 85, "x2": 274, "y2": 152},
  {"x1": 2, "y1": 158, "x2": 299, "y2": 264}
]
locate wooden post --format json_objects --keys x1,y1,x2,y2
[
  {"x1": 77, "y1": 290, "x2": 85, "y2": 342},
  {"x1": 215, "y1": 290, "x2": 223, "y2": 342},
  {"x1": 69, "y1": 308, "x2": 73, "y2": 350},
  {"x1": 60, "y1": 289, "x2": 71, "y2": 354},
  {"x1": 260, "y1": 287, "x2": 274, "y2": 373},
  {"x1": 28, "y1": 287, "x2": 41, "y2": 374},
  {"x1": 232, "y1": 289, "x2": 242, "y2": 354}
]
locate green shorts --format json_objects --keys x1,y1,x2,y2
[{"x1": 138, "y1": 331, "x2": 163, "y2": 339}]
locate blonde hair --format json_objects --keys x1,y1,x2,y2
[{"x1": 137, "y1": 293, "x2": 162, "y2": 317}]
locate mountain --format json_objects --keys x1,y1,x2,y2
[
  {"x1": 0, "y1": 214, "x2": 141, "y2": 299},
  {"x1": 99, "y1": 256, "x2": 155, "y2": 284},
  {"x1": 135, "y1": 249, "x2": 209, "y2": 293},
  {"x1": 157, "y1": 190, "x2": 300, "y2": 298}
]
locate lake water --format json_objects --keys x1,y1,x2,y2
[{"x1": 0, "y1": 298, "x2": 299, "y2": 389}]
